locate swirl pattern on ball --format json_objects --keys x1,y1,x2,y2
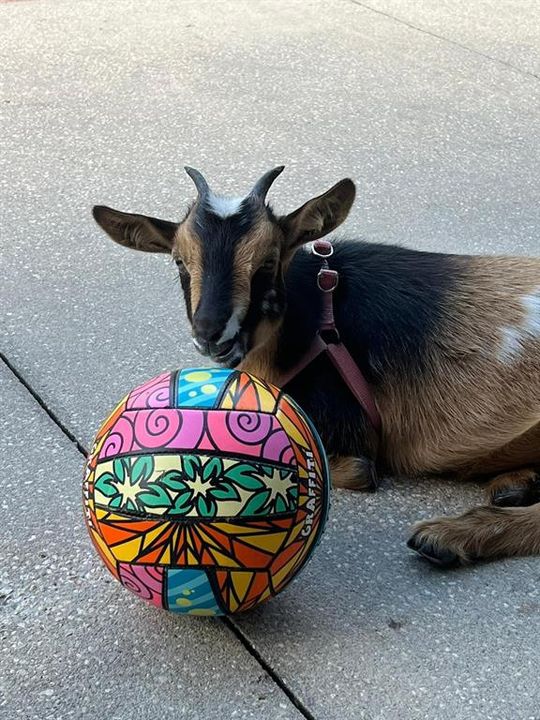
[
  {"x1": 100, "y1": 409, "x2": 293, "y2": 466},
  {"x1": 225, "y1": 411, "x2": 272, "y2": 444},
  {"x1": 136, "y1": 409, "x2": 183, "y2": 448},
  {"x1": 100, "y1": 416, "x2": 134, "y2": 459},
  {"x1": 118, "y1": 564, "x2": 164, "y2": 607},
  {"x1": 127, "y1": 372, "x2": 172, "y2": 409}
]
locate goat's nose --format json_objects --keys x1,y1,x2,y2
[{"x1": 192, "y1": 312, "x2": 224, "y2": 344}]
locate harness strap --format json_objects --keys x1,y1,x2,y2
[
  {"x1": 325, "y1": 341, "x2": 381, "y2": 432},
  {"x1": 277, "y1": 239, "x2": 382, "y2": 433},
  {"x1": 276, "y1": 334, "x2": 328, "y2": 387}
]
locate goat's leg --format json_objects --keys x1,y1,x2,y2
[
  {"x1": 329, "y1": 455, "x2": 378, "y2": 491},
  {"x1": 486, "y1": 468, "x2": 540, "y2": 507},
  {"x1": 407, "y1": 502, "x2": 540, "y2": 567}
]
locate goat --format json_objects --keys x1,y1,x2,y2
[{"x1": 93, "y1": 166, "x2": 540, "y2": 568}]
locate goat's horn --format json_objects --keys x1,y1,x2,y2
[
  {"x1": 184, "y1": 166, "x2": 210, "y2": 197},
  {"x1": 250, "y1": 166, "x2": 285, "y2": 201}
]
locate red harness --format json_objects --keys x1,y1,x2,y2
[{"x1": 277, "y1": 239, "x2": 382, "y2": 433}]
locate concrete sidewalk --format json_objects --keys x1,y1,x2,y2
[{"x1": 1, "y1": 1, "x2": 539, "y2": 719}]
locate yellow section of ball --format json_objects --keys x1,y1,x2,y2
[{"x1": 185, "y1": 371, "x2": 212, "y2": 382}]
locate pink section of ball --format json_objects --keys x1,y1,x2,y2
[
  {"x1": 206, "y1": 412, "x2": 291, "y2": 463},
  {"x1": 225, "y1": 412, "x2": 273, "y2": 444},
  {"x1": 118, "y1": 563, "x2": 164, "y2": 608},
  {"x1": 263, "y1": 428, "x2": 296, "y2": 465},
  {"x1": 98, "y1": 409, "x2": 295, "y2": 466},
  {"x1": 126, "y1": 372, "x2": 172, "y2": 410},
  {"x1": 131, "y1": 409, "x2": 183, "y2": 449},
  {"x1": 100, "y1": 416, "x2": 135, "y2": 458}
]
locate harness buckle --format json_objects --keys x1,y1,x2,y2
[
  {"x1": 317, "y1": 268, "x2": 339, "y2": 292},
  {"x1": 312, "y1": 239, "x2": 334, "y2": 258}
]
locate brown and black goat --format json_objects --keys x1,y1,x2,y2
[{"x1": 93, "y1": 167, "x2": 540, "y2": 568}]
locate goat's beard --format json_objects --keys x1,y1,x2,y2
[
  {"x1": 214, "y1": 317, "x2": 282, "y2": 369},
  {"x1": 214, "y1": 331, "x2": 248, "y2": 368}
]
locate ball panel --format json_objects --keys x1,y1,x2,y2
[
  {"x1": 87, "y1": 524, "x2": 121, "y2": 580},
  {"x1": 113, "y1": 564, "x2": 280, "y2": 616},
  {"x1": 176, "y1": 367, "x2": 234, "y2": 408},
  {"x1": 216, "y1": 371, "x2": 281, "y2": 414},
  {"x1": 118, "y1": 563, "x2": 165, "y2": 607},
  {"x1": 96, "y1": 409, "x2": 295, "y2": 467},
  {"x1": 126, "y1": 372, "x2": 174, "y2": 410},
  {"x1": 264, "y1": 393, "x2": 330, "y2": 596},
  {"x1": 88, "y1": 393, "x2": 129, "y2": 467},
  {"x1": 165, "y1": 568, "x2": 223, "y2": 615},
  {"x1": 280, "y1": 393, "x2": 331, "y2": 550},
  {"x1": 93, "y1": 512, "x2": 297, "y2": 571},
  {"x1": 93, "y1": 453, "x2": 298, "y2": 520},
  {"x1": 215, "y1": 570, "x2": 273, "y2": 613}
]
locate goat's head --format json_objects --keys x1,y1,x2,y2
[{"x1": 93, "y1": 167, "x2": 355, "y2": 366}]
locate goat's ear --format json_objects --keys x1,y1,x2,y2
[
  {"x1": 279, "y1": 179, "x2": 355, "y2": 251},
  {"x1": 92, "y1": 205, "x2": 178, "y2": 253}
]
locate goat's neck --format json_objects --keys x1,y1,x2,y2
[{"x1": 240, "y1": 251, "x2": 324, "y2": 384}]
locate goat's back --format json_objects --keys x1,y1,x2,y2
[{"x1": 375, "y1": 251, "x2": 540, "y2": 474}]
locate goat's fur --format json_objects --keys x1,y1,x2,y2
[{"x1": 93, "y1": 169, "x2": 540, "y2": 568}]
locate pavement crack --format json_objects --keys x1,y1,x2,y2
[
  {"x1": 222, "y1": 616, "x2": 317, "y2": 720},
  {"x1": 346, "y1": 0, "x2": 540, "y2": 82},
  {"x1": 0, "y1": 352, "x2": 89, "y2": 458}
]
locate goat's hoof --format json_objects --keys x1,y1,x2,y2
[{"x1": 406, "y1": 533, "x2": 461, "y2": 568}]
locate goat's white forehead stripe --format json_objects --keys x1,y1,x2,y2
[
  {"x1": 498, "y1": 288, "x2": 540, "y2": 363},
  {"x1": 207, "y1": 194, "x2": 244, "y2": 218}
]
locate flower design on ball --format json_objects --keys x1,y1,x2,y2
[
  {"x1": 94, "y1": 456, "x2": 157, "y2": 513},
  {"x1": 159, "y1": 455, "x2": 230, "y2": 517},
  {"x1": 93, "y1": 454, "x2": 298, "y2": 519}
]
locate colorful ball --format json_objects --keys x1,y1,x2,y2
[{"x1": 83, "y1": 368, "x2": 330, "y2": 615}]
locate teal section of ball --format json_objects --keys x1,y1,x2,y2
[
  {"x1": 166, "y1": 568, "x2": 222, "y2": 615},
  {"x1": 176, "y1": 367, "x2": 234, "y2": 408}
]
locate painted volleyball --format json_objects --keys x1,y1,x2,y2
[{"x1": 83, "y1": 368, "x2": 330, "y2": 615}]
